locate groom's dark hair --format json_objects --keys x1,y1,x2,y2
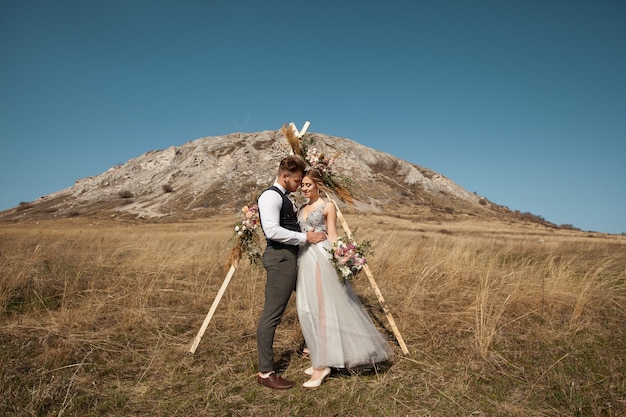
[{"x1": 278, "y1": 155, "x2": 306, "y2": 175}]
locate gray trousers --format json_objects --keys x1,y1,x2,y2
[{"x1": 256, "y1": 246, "x2": 298, "y2": 373}]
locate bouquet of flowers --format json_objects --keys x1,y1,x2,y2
[
  {"x1": 327, "y1": 236, "x2": 372, "y2": 284},
  {"x1": 228, "y1": 204, "x2": 263, "y2": 268}
]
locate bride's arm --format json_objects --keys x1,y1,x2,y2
[{"x1": 324, "y1": 201, "x2": 338, "y2": 243}]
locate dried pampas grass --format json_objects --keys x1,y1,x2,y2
[{"x1": 282, "y1": 123, "x2": 304, "y2": 156}]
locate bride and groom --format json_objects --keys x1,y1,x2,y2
[{"x1": 255, "y1": 155, "x2": 392, "y2": 390}]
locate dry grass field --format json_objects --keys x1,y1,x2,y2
[{"x1": 1, "y1": 214, "x2": 624, "y2": 416}]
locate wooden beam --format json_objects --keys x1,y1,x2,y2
[{"x1": 189, "y1": 261, "x2": 238, "y2": 354}]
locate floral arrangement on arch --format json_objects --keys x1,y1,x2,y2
[
  {"x1": 281, "y1": 124, "x2": 355, "y2": 205},
  {"x1": 327, "y1": 236, "x2": 373, "y2": 284},
  {"x1": 227, "y1": 204, "x2": 263, "y2": 269}
]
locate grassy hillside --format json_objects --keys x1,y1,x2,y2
[{"x1": 1, "y1": 215, "x2": 624, "y2": 416}]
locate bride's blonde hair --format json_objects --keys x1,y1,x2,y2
[
  {"x1": 304, "y1": 168, "x2": 354, "y2": 205},
  {"x1": 304, "y1": 169, "x2": 326, "y2": 190}
]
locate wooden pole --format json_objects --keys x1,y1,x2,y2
[
  {"x1": 189, "y1": 261, "x2": 238, "y2": 354},
  {"x1": 326, "y1": 193, "x2": 410, "y2": 356},
  {"x1": 289, "y1": 120, "x2": 310, "y2": 138}
]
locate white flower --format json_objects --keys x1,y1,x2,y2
[{"x1": 339, "y1": 265, "x2": 351, "y2": 277}]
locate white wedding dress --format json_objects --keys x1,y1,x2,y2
[{"x1": 296, "y1": 203, "x2": 393, "y2": 369}]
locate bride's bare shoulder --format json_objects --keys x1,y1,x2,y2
[{"x1": 324, "y1": 199, "x2": 336, "y2": 212}]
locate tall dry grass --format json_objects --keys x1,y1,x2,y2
[{"x1": 1, "y1": 215, "x2": 624, "y2": 416}]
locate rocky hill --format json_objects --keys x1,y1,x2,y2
[{"x1": 1, "y1": 129, "x2": 537, "y2": 224}]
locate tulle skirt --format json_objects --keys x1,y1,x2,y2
[{"x1": 296, "y1": 240, "x2": 393, "y2": 369}]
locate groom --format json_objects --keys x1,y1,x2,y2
[{"x1": 255, "y1": 155, "x2": 326, "y2": 390}]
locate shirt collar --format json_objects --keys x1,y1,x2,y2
[{"x1": 274, "y1": 182, "x2": 288, "y2": 195}]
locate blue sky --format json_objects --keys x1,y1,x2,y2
[{"x1": 1, "y1": 1, "x2": 625, "y2": 234}]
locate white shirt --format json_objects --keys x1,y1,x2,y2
[{"x1": 257, "y1": 182, "x2": 306, "y2": 246}]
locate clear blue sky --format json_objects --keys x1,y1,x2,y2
[{"x1": 1, "y1": 1, "x2": 625, "y2": 234}]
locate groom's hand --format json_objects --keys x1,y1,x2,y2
[{"x1": 306, "y1": 230, "x2": 327, "y2": 244}]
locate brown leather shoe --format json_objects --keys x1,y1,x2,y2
[{"x1": 257, "y1": 373, "x2": 295, "y2": 390}]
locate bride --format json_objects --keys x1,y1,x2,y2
[{"x1": 296, "y1": 169, "x2": 393, "y2": 388}]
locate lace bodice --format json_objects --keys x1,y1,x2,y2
[{"x1": 298, "y1": 203, "x2": 327, "y2": 233}]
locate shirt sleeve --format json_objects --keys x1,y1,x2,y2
[{"x1": 258, "y1": 188, "x2": 306, "y2": 246}]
